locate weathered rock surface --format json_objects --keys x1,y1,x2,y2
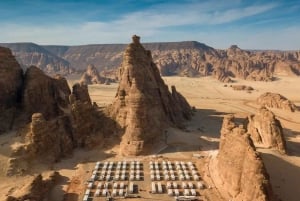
[
  {"x1": 231, "y1": 85, "x2": 254, "y2": 91},
  {"x1": 22, "y1": 66, "x2": 71, "y2": 121},
  {"x1": 80, "y1": 64, "x2": 103, "y2": 84},
  {"x1": 71, "y1": 83, "x2": 91, "y2": 105},
  {"x1": 216, "y1": 115, "x2": 274, "y2": 201},
  {"x1": 247, "y1": 107, "x2": 286, "y2": 154},
  {"x1": 0, "y1": 47, "x2": 23, "y2": 133},
  {"x1": 6, "y1": 172, "x2": 62, "y2": 201},
  {"x1": 109, "y1": 35, "x2": 192, "y2": 156},
  {"x1": 25, "y1": 113, "x2": 73, "y2": 162},
  {"x1": 257, "y1": 92, "x2": 298, "y2": 112},
  {"x1": 0, "y1": 43, "x2": 73, "y2": 75}
]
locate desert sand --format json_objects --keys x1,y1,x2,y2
[{"x1": 1, "y1": 75, "x2": 299, "y2": 201}]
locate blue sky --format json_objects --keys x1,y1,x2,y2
[{"x1": 0, "y1": 0, "x2": 300, "y2": 49}]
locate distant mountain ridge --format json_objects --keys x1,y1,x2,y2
[{"x1": 1, "y1": 41, "x2": 300, "y2": 81}]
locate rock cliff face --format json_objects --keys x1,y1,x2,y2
[
  {"x1": 216, "y1": 115, "x2": 274, "y2": 201},
  {"x1": 0, "y1": 43, "x2": 73, "y2": 75},
  {"x1": 0, "y1": 47, "x2": 23, "y2": 133},
  {"x1": 257, "y1": 92, "x2": 298, "y2": 112},
  {"x1": 26, "y1": 113, "x2": 73, "y2": 162},
  {"x1": 22, "y1": 66, "x2": 71, "y2": 121},
  {"x1": 247, "y1": 107, "x2": 286, "y2": 154},
  {"x1": 109, "y1": 35, "x2": 192, "y2": 156}
]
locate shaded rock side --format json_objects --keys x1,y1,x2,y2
[
  {"x1": 247, "y1": 107, "x2": 286, "y2": 154},
  {"x1": 109, "y1": 35, "x2": 192, "y2": 156},
  {"x1": 22, "y1": 66, "x2": 71, "y2": 121},
  {"x1": 257, "y1": 92, "x2": 298, "y2": 112},
  {"x1": 71, "y1": 82, "x2": 92, "y2": 104},
  {"x1": 25, "y1": 113, "x2": 73, "y2": 162},
  {"x1": 0, "y1": 47, "x2": 23, "y2": 133},
  {"x1": 216, "y1": 115, "x2": 274, "y2": 201},
  {"x1": 6, "y1": 171, "x2": 62, "y2": 201}
]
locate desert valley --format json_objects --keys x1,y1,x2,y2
[{"x1": 0, "y1": 34, "x2": 300, "y2": 201}]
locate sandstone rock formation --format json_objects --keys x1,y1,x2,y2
[
  {"x1": 0, "y1": 47, "x2": 23, "y2": 134},
  {"x1": 0, "y1": 43, "x2": 73, "y2": 75},
  {"x1": 26, "y1": 113, "x2": 73, "y2": 162},
  {"x1": 2, "y1": 42, "x2": 300, "y2": 81},
  {"x1": 216, "y1": 115, "x2": 274, "y2": 201},
  {"x1": 247, "y1": 107, "x2": 286, "y2": 154},
  {"x1": 257, "y1": 92, "x2": 298, "y2": 112},
  {"x1": 71, "y1": 83, "x2": 91, "y2": 105},
  {"x1": 6, "y1": 172, "x2": 62, "y2": 201},
  {"x1": 231, "y1": 85, "x2": 254, "y2": 91},
  {"x1": 22, "y1": 66, "x2": 71, "y2": 121},
  {"x1": 109, "y1": 35, "x2": 192, "y2": 156},
  {"x1": 80, "y1": 64, "x2": 103, "y2": 84}
]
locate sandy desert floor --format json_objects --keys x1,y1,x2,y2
[{"x1": 0, "y1": 75, "x2": 299, "y2": 201}]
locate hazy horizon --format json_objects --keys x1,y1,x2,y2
[{"x1": 0, "y1": 0, "x2": 300, "y2": 50}]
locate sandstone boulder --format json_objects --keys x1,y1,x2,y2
[
  {"x1": 109, "y1": 35, "x2": 192, "y2": 156},
  {"x1": 257, "y1": 92, "x2": 298, "y2": 112},
  {"x1": 247, "y1": 107, "x2": 286, "y2": 154},
  {"x1": 216, "y1": 115, "x2": 274, "y2": 201}
]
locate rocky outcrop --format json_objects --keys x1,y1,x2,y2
[
  {"x1": 26, "y1": 113, "x2": 73, "y2": 162},
  {"x1": 247, "y1": 107, "x2": 286, "y2": 154},
  {"x1": 212, "y1": 67, "x2": 233, "y2": 83},
  {"x1": 6, "y1": 172, "x2": 62, "y2": 201},
  {"x1": 0, "y1": 47, "x2": 23, "y2": 133},
  {"x1": 257, "y1": 92, "x2": 298, "y2": 112},
  {"x1": 71, "y1": 83, "x2": 91, "y2": 105},
  {"x1": 215, "y1": 115, "x2": 274, "y2": 201},
  {"x1": 80, "y1": 64, "x2": 115, "y2": 85},
  {"x1": 22, "y1": 66, "x2": 71, "y2": 121},
  {"x1": 109, "y1": 35, "x2": 192, "y2": 156},
  {"x1": 231, "y1": 85, "x2": 254, "y2": 91}
]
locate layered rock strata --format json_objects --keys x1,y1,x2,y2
[
  {"x1": 215, "y1": 115, "x2": 274, "y2": 201},
  {"x1": 109, "y1": 35, "x2": 192, "y2": 156},
  {"x1": 257, "y1": 92, "x2": 298, "y2": 112},
  {"x1": 247, "y1": 107, "x2": 286, "y2": 154}
]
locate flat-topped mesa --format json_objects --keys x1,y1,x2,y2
[
  {"x1": 109, "y1": 35, "x2": 192, "y2": 156},
  {"x1": 215, "y1": 115, "x2": 275, "y2": 201}
]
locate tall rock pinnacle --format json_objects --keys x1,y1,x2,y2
[{"x1": 109, "y1": 35, "x2": 192, "y2": 156}]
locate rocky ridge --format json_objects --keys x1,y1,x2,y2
[
  {"x1": 215, "y1": 115, "x2": 274, "y2": 201},
  {"x1": 108, "y1": 35, "x2": 192, "y2": 156},
  {"x1": 1, "y1": 42, "x2": 300, "y2": 82},
  {"x1": 257, "y1": 92, "x2": 298, "y2": 112}
]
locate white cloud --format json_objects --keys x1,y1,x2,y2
[{"x1": 1, "y1": 1, "x2": 298, "y2": 50}]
